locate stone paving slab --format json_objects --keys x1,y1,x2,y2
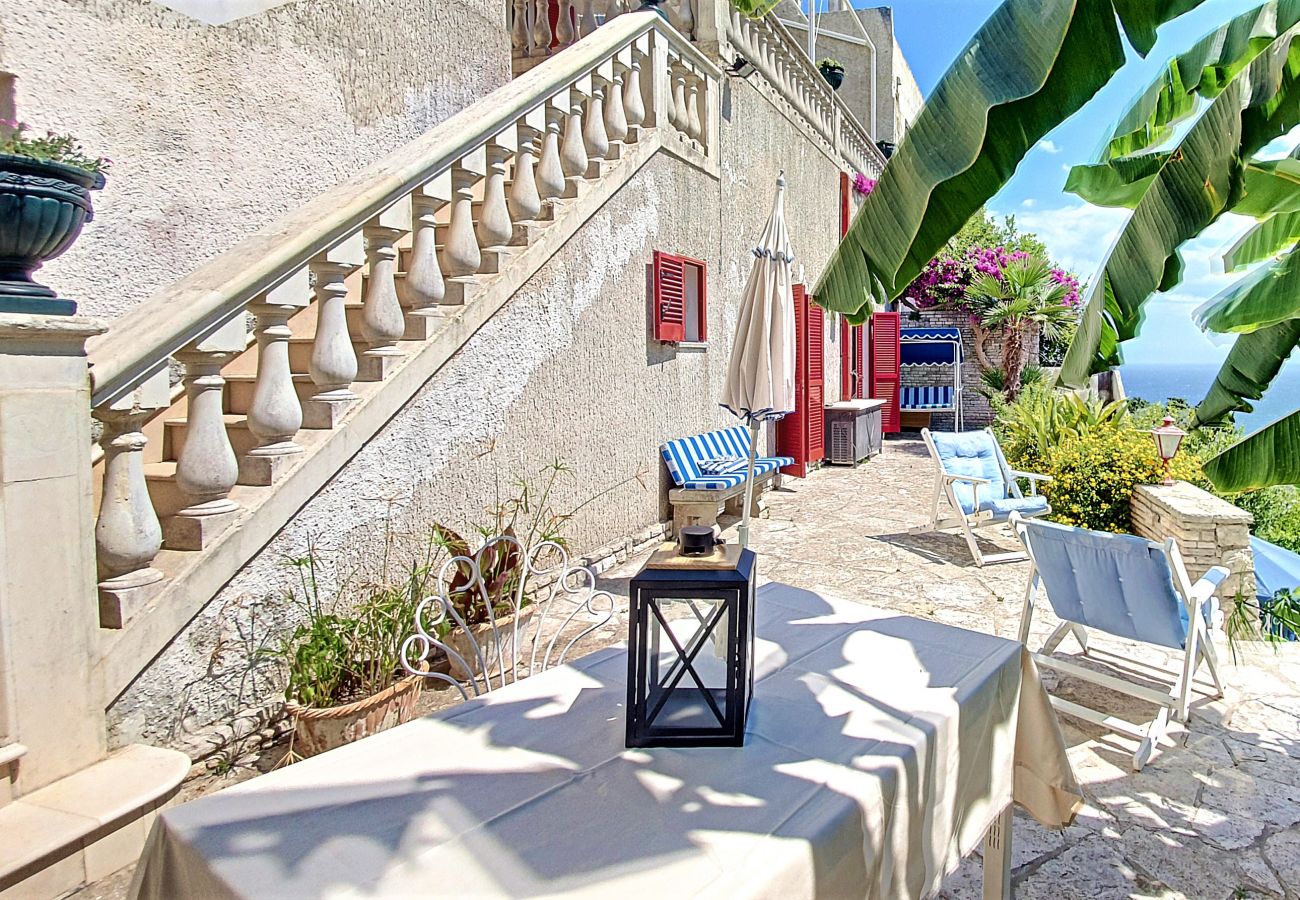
[{"x1": 600, "y1": 438, "x2": 1300, "y2": 900}]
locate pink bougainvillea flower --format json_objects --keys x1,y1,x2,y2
[{"x1": 852, "y1": 172, "x2": 876, "y2": 196}]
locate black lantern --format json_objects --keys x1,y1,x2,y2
[{"x1": 625, "y1": 546, "x2": 756, "y2": 747}]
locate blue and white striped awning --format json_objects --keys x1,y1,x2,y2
[{"x1": 900, "y1": 327, "x2": 963, "y2": 367}]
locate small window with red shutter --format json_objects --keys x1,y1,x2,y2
[{"x1": 652, "y1": 251, "x2": 708, "y2": 343}]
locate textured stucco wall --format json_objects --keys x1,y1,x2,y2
[
  {"x1": 106, "y1": 78, "x2": 849, "y2": 748},
  {"x1": 0, "y1": 0, "x2": 509, "y2": 321},
  {"x1": 891, "y1": 34, "x2": 923, "y2": 139}
]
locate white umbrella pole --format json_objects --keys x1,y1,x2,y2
[{"x1": 737, "y1": 421, "x2": 762, "y2": 548}]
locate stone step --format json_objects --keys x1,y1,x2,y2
[
  {"x1": 0, "y1": 744, "x2": 189, "y2": 897},
  {"x1": 163, "y1": 413, "x2": 257, "y2": 462}
]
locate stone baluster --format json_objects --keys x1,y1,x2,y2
[
  {"x1": 685, "y1": 73, "x2": 702, "y2": 142},
  {"x1": 532, "y1": 0, "x2": 552, "y2": 55},
  {"x1": 668, "y1": 0, "x2": 694, "y2": 39},
  {"x1": 555, "y1": 0, "x2": 575, "y2": 48},
  {"x1": 624, "y1": 54, "x2": 646, "y2": 129},
  {"x1": 560, "y1": 96, "x2": 589, "y2": 185},
  {"x1": 403, "y1": 177, "x2": 448, "y2": 322},
  {"x1": 670, "y1": 62, "x2": 689, "y2": 132},
  {"x1": 305, "y1": 235, "x2": 364, "y2": 429},
  {"x1": 510, "y1": 121, "x2": 544, "y2": 222},
  {"x1": 358, "y1": 199, "x2": 411, "y2": 376},
  {"x1": 477, "y1": 139, "x2": 515, "y2": 249},
  {"x1": 168, "y1": 316, "x2": 245, "y2": 551},
  {"x1": 443, "y1": 162, "x2": 482, "y2": 278},
  {"x1": 536, "y1": 105, "x2": 567, "y2": 200},
  {"x1": 511, "y1": 0, "x2": 529, "y2": 53},
  {"x1": 584, "y1": 79, "x2": 610, "y2": 164},
  {"x1": 240, "y1": 269, "x2": 310, "y2": 485},
  {"x1": 605, "y1": 67, "x2": 629, "y2": 144},
  {"x1": 94, "y1": 370, "x2": 169, "y2": 628},
  {"x1": 579, "y1": 0, "x2": 598, "y2": 38}
]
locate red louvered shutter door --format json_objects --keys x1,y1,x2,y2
[
  {"x1": 854, "y1": 324, "x2": 867, "y2": 398},
  {"x1": 806, "y1": 298, "x2": 826, "y2": 464},
  {"x1": 777, "y1": 284, "x2": 809, "y2": 477},
  {"x1": 840, "y1": 317, "x2": 852, "y2": 398},
  {"x1": 839, "y1": 171, "x2": 851, "y2": 237},
  {"x1": 870, "y1": 311, "x2": 901, "y2": 433},
  {"x1": 652, "y1": 251, "x2": 686, "y2": 342}
]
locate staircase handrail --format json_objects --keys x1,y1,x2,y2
[{"x1": 87, "y1": 11, "x2": 719, "y2": 408}]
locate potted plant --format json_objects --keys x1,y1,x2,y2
[
  {"x1": 0, "y1": 120, "x2": 109, "y2": 314},
  {"x1": 818, "y1": 58, "x2": 845, "y2": 91},
  {"x1": 273, "y1": 549, "x2": 433, "y2": 759}
]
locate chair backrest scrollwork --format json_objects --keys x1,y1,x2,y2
[{"x1": 400, "y1": 536, "x2": 615, "y2": 699}]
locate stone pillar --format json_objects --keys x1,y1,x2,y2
[
  {"x1": 0, "y1": 313, "x2": 108, "y2": 795},
  {"x1": 1132, "y1": 481, "x2": 1256, "y2": 600}
]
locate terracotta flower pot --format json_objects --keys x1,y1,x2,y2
[
  {"x1": 0, "y1": 152, "x2": 104, "y2": 315},
  {"x1": 441, "y1": 604, "x2": 538, "y2": 686},
  {"x1": 284, "y1": 672, "x2": 424, "y2": 758}
]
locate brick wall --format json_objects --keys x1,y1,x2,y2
[
  {"x1": 901, "y1": 308, "x2": 1040, "y2": 430},
  {"x1": 1131, "y1": 482, "x2": 1255, "y2": 601}
]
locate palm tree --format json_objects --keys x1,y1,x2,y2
[
  {"x1": 965, "y1": 256, "x2": 1075, "y2": 399},
  {"x1": 815, "y1": 0, "x2": 1300, "y2": 491}
]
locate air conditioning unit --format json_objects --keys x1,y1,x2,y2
[{"x1": 825, "y1": 400, "x2": 884, "y2": 466}]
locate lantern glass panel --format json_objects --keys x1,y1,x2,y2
[{"x1": 642, "y1": 597, "x2": 731, "y2": 731}]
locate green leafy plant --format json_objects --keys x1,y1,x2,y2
[
  {"x1": 1227, "y1": 587, "x2": 1300, "y2": 649},
  {"x1": 728, "y1": 0, "x2": 779, "y2": 20},
  {"x1": 818, "y1": 58, "x2": 844, "y2": 71},
  {"x1": 1, "y1": 120, "x2": 110, "y2": 176},
  {"x1": 1037, "y1": 426, "x2": 1203, "y2": 533},
  {"x1": 993, "y1": 383, "x2": 1129, "y2": 470}
]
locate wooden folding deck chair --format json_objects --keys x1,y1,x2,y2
[
  {"x1": 911, "y1": 428, "x2": 1052, "y2": 566},
  {"x1": 1011, "y1": 512, "x2": 1227, "y2": 770}
]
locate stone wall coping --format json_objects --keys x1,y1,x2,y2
[{"x1": 1133, "y1": 482, "x2": 1253, "y2": 525}]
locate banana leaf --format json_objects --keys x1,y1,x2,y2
[
  {"x1": 1065, "y1": 153, "x2": 1169, "y2": 208},
  {"x1": 1204, "y1": 407, "x2": 1300, "y2": 490},
  {"x1": 1223, "y1": 209, "x2": 1300, "y2": 269},
  {"x1": 1061, "y1": 33, "x2": 1300, "y2": 384},
  {"x1": 813, "y1": 0, "x2": 1206, "y2": 323},
  {"x1": 1234, "y1": 157, "x2": 1300, "y2": 217},
  {"x1": 1195, "y1": 320, "x2": 1300, "y2": 423},
  {"x1": 1198, "y1": 243, "x2": 1300, "y2": 333},
  {"x1": 1105, "y1": 0, "x2": 1300, "y2": 159}
]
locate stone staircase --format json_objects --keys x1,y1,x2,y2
[{"x1": 0, "y1": 5, "x2": 884, "y2": 895}]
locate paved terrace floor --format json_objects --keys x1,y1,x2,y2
[
  {"x1": 76, "y1": 438, "x2": 1300, "y2": 900},
  {"x1": 610, "y1": 436, "x2": 1300, "y2": 900}
]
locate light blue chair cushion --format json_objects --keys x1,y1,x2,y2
[
  {"x1": 930, "y1": 430, "x2": 1007, "y2": 515},
  {"x1": 980, "y1": 494, "x2": 1049, "y2": 521},
  {"x1": 1020, "y1": 517, "x2": 1189, "y2": 650}
]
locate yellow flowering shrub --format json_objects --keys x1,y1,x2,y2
[{"x1": 1034, "y1": 428, "x2": 1203, "y2": 533}]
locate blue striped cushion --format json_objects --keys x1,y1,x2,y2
[
  {"x1": 661, "y1": 426, "x2": 793, "y2": 488},
  {"x1": 900, "y1": 385, "x2": 954, "y2": 410}
]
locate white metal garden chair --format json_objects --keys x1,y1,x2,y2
[
  {"x1": 1011, "y1": 513, "x2": 1227, "y2": 770},
  {"x1": 400, "y1": 536, "x2": 615, "y2": 699},
  {"x1": 912, "y1": 427, "x2": 1052, "y2": 566}
]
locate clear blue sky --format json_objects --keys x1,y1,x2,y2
[{"x1": 884, "y1": 0, "x2": 1270, "y2": 366}]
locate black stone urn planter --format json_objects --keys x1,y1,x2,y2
[
  {"x1": 820, "y1": 65, "x2": 845, "y2": 91},
  {"x1": 0, "y1": 152, "x2": 104, "y2": 315}
]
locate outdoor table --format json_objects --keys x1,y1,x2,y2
[{"x1": 131, "y1": 583, "x2": 1081, "y2": 900}]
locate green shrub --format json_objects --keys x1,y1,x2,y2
[
  {"x1": 1230, "y1": 485, "x2": 1300, "y2": 554},
  {"x1": 993, "y1": 383, "x2": 1128, "y2": 471},
  {"x1": 1038, "y1": 427, "x2": 1202, "y2": 533}
]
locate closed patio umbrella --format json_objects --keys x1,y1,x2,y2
[{"x1": 722, "y1": 173, "x2": 796, "y2": 548}]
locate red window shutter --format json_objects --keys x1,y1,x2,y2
[
  {"x1": 806, "y1": 299, "x2": 825, "y2": 463},
  {"x1": 777, "y1": 284, "x2": 810, "y2": 477},
  {"x1": 652, "y1": 250, "x2": 686, "y2": 342},
  {"x1": 854, "y1": 324, "x2": 866, "y2": 398},
  {"x1": 840, "y1": 316, "x2": 851, "y2": 399},
  {"x1": 694, "y1": 261, "x2": 708, "y2": 342},
  {"x1": 870, "y1": 312, "x2": 901, "y2": 433}
]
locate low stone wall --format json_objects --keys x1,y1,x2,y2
[{"x1": 1131, "y1": 482, "x2": 1255, "y2": 600}]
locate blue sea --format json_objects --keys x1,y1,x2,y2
[{"x1": 1121, "y1": 362, "x2": 1300, "y2": 433}]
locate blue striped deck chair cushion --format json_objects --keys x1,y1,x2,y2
[
  {"x1": 660, "y1": 425, "x2": 795, "y2": 490},
  {"x1": 900, "y1": 385, "x2": 953, "y2": 410},
  {"x1": 1019, "y1": 517, "x2": 1191, "y2": 649}
]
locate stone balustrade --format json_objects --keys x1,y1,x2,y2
[
  {"x1": 721, "y1": 9, "x2": 885, "y2": 178},
  {"x1": 83, "y1": 12, "x2": 720, "y2": 651},
  {"x1": 511, "y1": 0, "x2": 698, "y2": 63},
  {"x1": 1131, "y1": 481, "x2": 1256, "y2": 601}
]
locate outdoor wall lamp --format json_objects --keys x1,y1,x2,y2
[
  {"x1": 1151, "y1": 415, "x2": 1187, "y2": 485},
  {"x1": 727, "y1": 55, "x2": 757, "y2": 79}
]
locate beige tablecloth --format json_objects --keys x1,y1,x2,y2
[{"x1": 132, "y1": 583, "x2": 1080, "y2": 899}]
